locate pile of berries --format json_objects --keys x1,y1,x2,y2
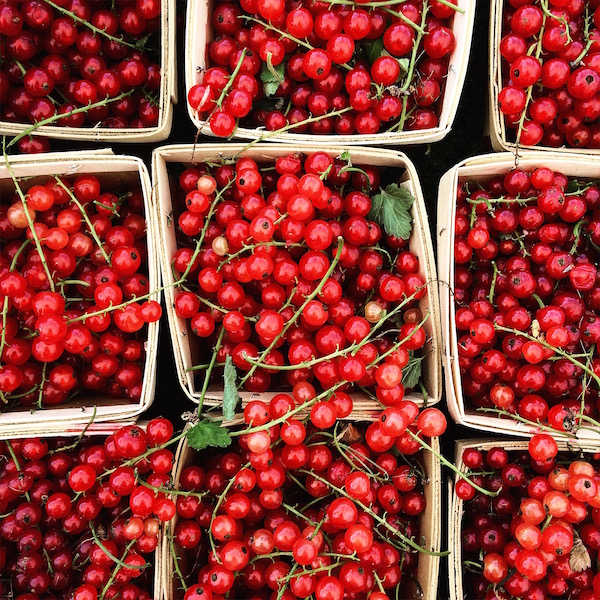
[
  {"x1": 498, "y1": 0, "x2": 600, "y2": 149},
  {"x1": 188, "y1": 0, "x2": 459, "y2": 137},
  {"x1": 0, "y1": 0, "x2": 162, "y2": 130},
  {"x1": 173, "y1": 403, "x2": 446, "y2": 600},
  {"x1": 458, "y1": 435, "x2": 600, "y2": 600},
  {"x1": 170, "y1": 150, "x2": 431, "y2": 407},
  {"x1": 0, "y1": 171, "x2": 161, "y2": 410},
  {"x1": 0, "y1": 418, "x2": 176, "y2": 599},
  {"x1": 453, "y1": 165, "x2": 600, "y2": 434}
]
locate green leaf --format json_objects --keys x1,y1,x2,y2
[
  {"x1": 223, "y1": 355, "x2": 239, "y2": 421},
  {"x1": 260, "y1": 60, "x2": 286, "y2": 97},
  {"x1": 368, "y1": 183, "x2": 415, "y2": 240},
  {"x1": 402, "y1": 355, "x2": 424, "y2": 390},
  {"x1": 397, "y1": 58, "x2": 410, "y2": 74},
  {"x1": 362, "y1": 37, "x2": 385, "y2": 65},
  {"x1": 186, "y1": 419, "x2": 231, "y2": 451},
  {"x1": 339, "y1": 151, "x2": 352, "y2": 163}
]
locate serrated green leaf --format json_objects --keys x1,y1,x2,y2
[
  {"x1": 368, "y1": 183, "x2": 414, "y2": 240},
  {"x1": 260, "y1": 60, "x2": 286, "y2": 97},
  {"x1": 363, "y1": 37, "x2": 385, "y2": 65},
  {"x1": 402, "y1": 355, "x2": 424, "y2": 390},
  {"x1": 397, "y1": 58, "x2": 410, "y2": 74},
  {"x1": 186, "y1": 420, "x2": 231, "y2": 451},
  {"x1": 223, "y1": 355, "x2": 239, "y2": 421}
]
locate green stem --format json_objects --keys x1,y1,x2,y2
[
  {"x1": 514, "y1": 3, "x2": 547, "y2": 151},
  {"x1": 300, "y1": 469, "x2": 447, "y2": 555},
  {"x1": 6, "y1": 91, "x2": 134, "y2": 149},
  {"x1": 170, "y1": 533, "x2": 189, "y2": 592},
  {"x1": 494, "y1": 324, "x2": 600, "y2": 388},
  {"x1": 48, "y1": 408, "x2": 97, "y2": 454},
  {"x1": 282, "y1": 502, "x2": 317, "y2": 526},
  {"x1": 44, "y1": 0, "x2": 137, "y2": 48},
  {"x1": 477, "y1": 407, "x2": 575, "y2": 437},
  {"x1": 231, "y1": 381, "x2": 346, "y2": 437},
  {"x1": 488, "y1": 261, "x2": 499, "y2": 305},
  {"x1": 216, "y1": 49, "x2": 247, "y2": 108},
  {"x1": 198, "y1": 327, "x2": 226, "y2": 414},
  {"x1": 90, "y1": 523, "x2": 150, "y2": 573},
  {"x1": 405, "y1": 430, "x2": 498, "y2": 498},
  {"x1": 0, "y1": 238, "x2": 31, "y2": 361},
  {"x1": 400, "y1": 1, "x2": 430, "y2": 94},
  {"x1": 35, "y1": 363, "x2": 48, "y2": 410},
  {"x1": 233, "y1": 107, "x2": 354, "y2": 159},
  {"x1": 56, "y1": 178, "x2": 112, "y2": 265},
  {"x1": 240, "y1": 15, "x2": 313, "y2": 50},
  {"x1": 239, "y1": 237, "x2": 345, "y2": 386},
  {"x1": 3, "y1": 156, "x2": 55, "y2": 291},
  {"x1": 99, "y1": 539, "x2": 141, "y2": 600},
  {"x1": 325, "y1": 0, "x2": 462, "y2": 12}
]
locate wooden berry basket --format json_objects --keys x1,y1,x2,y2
[
  {"x1": 185, "y1": 0, "x2": 476, "y2": 146},
  {"x1": 0, "y1": 422, "x2": 162, "y2": 597},
  {"x1": 437, "y1": 151, "x2": 600, "y2": 441},
  {"x1": 448, "y1": 438, "x2": 598, "y2": 600},
  {"x1": 488, "y1": 0, "x2": 600, "y2": 155},
  {"x1": 163, "y1": 425, "x2": 442, "y2": 600},
  {"x1": 0, "y1": 151, "x2": 160, "y2": 437},
  {"x1": 152, "y1": 144, "x2": 442, "y2": 413},
  {"x1": 0, "y1": 1, "x2": 177, "y2": 143}
]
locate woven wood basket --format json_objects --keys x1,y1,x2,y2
[
  {"x1": 152, "y1": 143, "x2": 442, "y2": 414},
  {"x1": 0, "y1": 151, "x2": 160, "y2": 437},
  {"x1": 437, "y1": 151, "x2": 600, "y2": 441},
  {"x1": 185, "y1": 0, "x2": 475, "y2": 146}
]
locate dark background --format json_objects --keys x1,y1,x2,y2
[{"x1": 45, "y1": 1, "x2": 495, "y2": 597}]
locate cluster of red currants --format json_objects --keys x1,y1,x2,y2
[
  {"x1": 0, "y1": 0, "x2": 162, "y2": 132},
  {"x1": 188, "y1": 0, "x2": 458, "y2": 137},
  {"x1": 453, "y1": 166, "x2": 600, "y2": 434},
  {"x1": 458, "y1": 435, "x2": 600, "y2": 600},
  {"x1": 498, "y1": 0, "x2": 600, "y2": 148},
  {"x1": 0, "y1": 418, "x2": 175, "y2": 600},
  {"x1": 0, "y1": 172, "x2": 161, "y2": 409},
  {"x1": 171, "y1": 150, "x2": 429, "y2": 404},
  {"x1": 174, "y1": 401, "x2": 447, "y2": 600}
]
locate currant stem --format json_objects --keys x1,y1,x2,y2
[
  {"x1": 238, "y1": 237, "x2": 345, "y2": 386},
  {"x1": 170, "y1": 533, "x2": 189, "y2": 592},
  {"x1": 233, "y1": 107, "x2": 354, "y2": 159},
  {"x1": 281, "y1": 502, "x2": 317, "y2": 526},
  {"x1": 400, "y1": 0, "x2": 430, "y2": 94},
  {"x1": 0, "y1": 238, "x2": 31, "y2": 363},
  {"x1": 215, "y1": 49, "x2": 247, "y2": 109},
  {"x1": 488, "y1": 261, "x2": 499, "y2": 304},
  {"x1": 3, "y1": 155, "x2": 56, "y2": 291},
  {"x1": 6, "y1": 91, "x2": 135, "y2": 149},
  {"x1": 404, "y1": 429, "x2": 499, "y2": 498},
  {"x1": 90, "y1": 522, "x2": 150, "y2": 574},
  {"x1": 514, "y1": 2, "x2": 547, "y2": 155},
  {"x1": 325, "y1": 0, "x2": 462, "y2": 12},
  {"x1": 240, "y1": 15, "x2": 313, "y2": 51},
  {"x1": 44, "y1": 0, "x2": 137, "y2": 49},
  {"x1": 99, "y1": 539, "x2": 142, "y2": 600},
  {"x1": 494, "y1": 324, "x2": 600, "y2": 388},
  {"x1": 198, "y1": 327, "x2": 226, "y2": 415},
  {"x1": 48, "y1": 407, "x2": 97, "y2": 454},
  {"x1": 136, "y1": 475, "x2": 208, "y2": 499},
  {"x1": 298, "y1": 469, "x2": 446, "y2": 555},
  {"x1": 35, "y1": 363, "x2": 48, "y2": 410},
  {"x1": 477, "y1": 407, "x2": 575, "y2": 437},
  {"x1": 230, "y1": 380, "x2": 346, "y2": 437},
  {"x1": 55, "y1": 177, "x2": 112, "y2": 265}
]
